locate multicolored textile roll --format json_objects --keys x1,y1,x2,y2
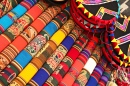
[
  {"x1": 0, "y1": 0, "x2": 49, "y2": 52},
  {"x1": 59, "y1": 37, "x2": 99, "y2": 86},
  {"x1": 26, "y1": 18, "x2": 75, "y2": 86},
  {"x1": 86, "y1": 56, "x2": 108, "y2": 86},
  {"x1": 73, "y1": 45, "x2": 101, "y2": 86},
  {"x1": 0, "y1": 1, "x2": 51, "y2": 72},
  {"x1": 27, "y1": 24, "x2": 83, "y2": 85},
  {"x1": 43, "y1": 32, "x2": 89, "y2": 86},
  {"x1": 0, "y1": 6, "x2": 64, "y2": 86},
  {"x1": 0, "y1": 0, "x2": 38, "y2": 34},
  {"x1": 0, "y1": 0, "x2": 23, "y2": 17},
  {"x1": 98, "y1": 64, "x2": 113, "y2": 86}
]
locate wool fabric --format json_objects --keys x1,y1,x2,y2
[
  {"x1": 31, "y1": 24, "x2": 83, "y2": 85},
  {"x1": 73, "y1": 45, "x2": 101, "y2": 86},
  {"x1": 0, "y1": 0, "x2": 38, "y2": 34},
  {"x1": 43, "y1": 31, "x2": 89, "y2": 86},
  {"x1": 98, "y1": 64, "x2": 113, "y2": 86},
  {"x1": 26, "y1": 18, "x2": 75, "y2": 86},
  {"x1": 0, "y1": 0, "x2": 23, "y2": 17},
  {"x1": 0, "y1": 0, "x2": 50, "y2": 71},
  {"x1": 0, "y1": 0, "x2": 49, "y2": 52},
  {"x1": 86, "y1": 56, "x2": 108, "y2": 86},
  {"x1": 59, "y1": 37, "x2": 99, "y2": 86},
  {"x1": 0, "y1": 6, "x2": 66, "y2": 86}
]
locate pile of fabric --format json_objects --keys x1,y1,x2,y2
[{"x1": 0, "y1": 0, "x2": 129, "y2": 86}]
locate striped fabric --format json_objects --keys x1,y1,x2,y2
[
  {"x1": 11, "y1": 7, "x2": 71, "y2": 85},
  {"x1": 27, "y1": 24, "x2": 83, "y2": 86},
  {"x1": 60, "y1": 37, "x2": 99, "y2": 86},
  {"x1": 98, "y1": 64, "x2": 113, "y2": 86},
  {"x1": 43, "y1": 32, "x2": 89, "y2": 86},
  {"x1": 0, "y1": 1, "x2": 50, "y2": 72},
  {"x1": 0, "y1": 0, "x2": 23, "y2": 17},
  {"x1": 73, "y1": 45, "x2": 101, "y2": 86},
  {"x1": 0, "y1": 6, "x2": 65, "y2": 86},
  {"x1": 26, "y1": 18, "x2": 75, "y2": 86},
  {"x1": 86, "y1": 56, "x2": 108, "y2": 86},
  {"x1": 0, "y1": 0, "x2": 38, "y2": 34},
  {"x1": 0, "y1": 0, "x2": 49, "y2": 52}
]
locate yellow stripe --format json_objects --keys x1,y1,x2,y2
[
  {"x1": 18, "y1": 63, "x2": 38, "y2": 83},
  {"x1": 51, "y1": 30, "x2": 66, "y2": 46}
]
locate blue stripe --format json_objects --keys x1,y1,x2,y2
[{"x1": 14, "y1": 50, "x2": 32, "y2": 68}]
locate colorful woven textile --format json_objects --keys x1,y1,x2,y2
[
  {"x1": 26, "y1": 24, "x2": 83, "y2": 85},
  {"x1": 26, "y1": 18, "x2": 75, "y2": 86},
  {"x1": 0, "y1": 1, "x2": 50, "y2": 72},
  {"x1": 86, "y1": 56, "x2": 108, "y2": 86},
  {"x1": 98, "y1": 64, "x2": 113, "y2": 86},
  {"x1": 0, "y1": 0, "x2": 38, "y2": 34},
  {"x1": 0, "y1": 6, "x2": 65, "y2": 86},
  {"x1": 60, "y1": 37, "x2": 99, "y2": 86},
  {"x1": 11, "y1": 16, "x2": 74, "y2": 86},
  {"x1": 0, "y1": 0, "x2": 23, "y2": 17},
  {"x1": 43, "y1": 32, "x2": 89, "y2": 86},
  {"x1": 73, "y1": 45, "x2": 101, "y2": 86},
  {"x1": 0, "y1": 0, "x2": 49, "y2": 52}
]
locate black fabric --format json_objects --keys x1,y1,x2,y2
[
  {"x1": 114, "y1": 18, "x2": 130, "y2": 55},
  {"x1": 45, "y1": 0, "x2": 68, "y2": 5},
  {"x1": 83, "y1": 1, "x2": 118, "y2": 20},
  {"x1": 119, "y1": 0, "x2": 130, "y2": 17}
]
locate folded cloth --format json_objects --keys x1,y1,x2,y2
[
  {"x1": 0, "y1": 0, "x2": 49, "y2": 52},
  {"x1": 43, "y1": 32, "x2": 89, "y2": 86},
  {"x1": 86, "y1": 56, "x2": 108, "y2": 86},
  {"x1": 0, "y1": 0, "x2": 23, "y2": 17},
  {"x1": 0, "y1": 6, "x2": 69, "y2": 86},
  {"x1": 98, "y1": 64, "x2": 113, "y2": 86},
  {"x1": 73, "y1": 45, "x2": 101, "y2": 86},
  {"x1": 25, "y1": 18, "x2": 75, "y2": 86},
  {"x1": 0, "y1": 0, "x2": 38, "y2": 34},
  {"x1": 59, "y1": 37, "x2": 99, "y2": 86}
]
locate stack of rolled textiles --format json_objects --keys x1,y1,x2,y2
[{"x1": 0, "y1": 0, "x2": 128, "y2": 86}]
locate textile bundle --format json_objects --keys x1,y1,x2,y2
[{"x1": 0, "y1": 0, "x2": 130, "y2": 86}]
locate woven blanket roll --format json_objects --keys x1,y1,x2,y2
[
  {"x1": 0, "y1": 0, "x2": 39, "y2": 34},
  {"x1": 0, "y1": 0, "x2": 23, "y2": 17},
  {"x1": 0, "y1": 5, "x2": 68, "y2": 86},
  {"x1": 73, "y1": 45, "x2": 101, "y2": 86},
  {"x1": 0, "y1": 0, "x2": 49, "y2": 53},
  {"x1": 26, "y1": 18, "x2": 75, "y2": 86},
  {"x1": 59, "y1": 37, "x2": 99, "y2": 86},
  {"x1": 43, "y1": 32, "x2": 89, "y2": 86},
  {"x1": 10, "y1": 6, "x2": 69, "y2": 85},
  {"x1": 86, "y1": 56, "x2": 108, "y2": 86},
  {"x1": 33, "y1": 24, "x2": 83, "y2": 85},
  {"x1": 97, "y1": 64, "x2": 113, "y2": 86},
  {"x1": 0, "y1": 0, "x2": 49, "y2": 72}
]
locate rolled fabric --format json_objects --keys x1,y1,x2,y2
[
  {"x1": 0, "y1": 6, "x2": 64, "y2": 86},
  {"x1": 73, "y1": 45, "x2": 101, "y2": 86},
  {"x1": 25, "y1": 18, "x2": 75, "y2": 86},
  {"x1": 43, "y1": 32, "x2": 89, "y2": 86},
  {"x1": 0, "y1": 0, "x2": 38, "y2": 34},
  {"x1": 0, "y1": 1, "x2": 50, "y2": 71},
  {"x1": 86, "y1": 56, "x2": 108, "y2": 86},
  {"x1": 10, "y1": 8, "x2": 71, "y2": 86},
  {"x1": 0, "y1": 0, "x2": 23, "y2": 17},
  {"x1": 31, "y1": 24, "x2": 83, "y2": 85},
  {"x1": 60, "y1": 37, "x2": 99, "y2": 86},
  {"x1": 97, "y1": 64, "x2": 113, "y2": 86},
  {"x1": 0, "y1": 0, "x2": 49, "y2": 53}
]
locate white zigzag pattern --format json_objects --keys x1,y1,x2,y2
[{"x1": 120, "y1": 0, "x2": 129, "y2": 13}]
